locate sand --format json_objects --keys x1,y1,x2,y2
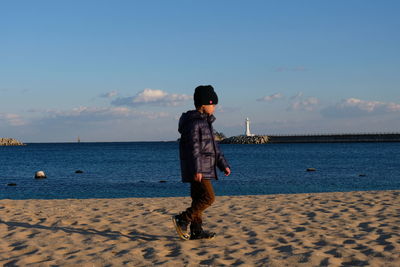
[{"x1": 0, "y1": 190, "x2": 399, "y2": 266}]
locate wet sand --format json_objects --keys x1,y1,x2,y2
[{"x1": 1, "y1": 190, "x2": 399, "y2": 266}]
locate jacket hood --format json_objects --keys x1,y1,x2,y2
[{"x1": 178, "y1": 110, "x2": 215, "y2": 134}]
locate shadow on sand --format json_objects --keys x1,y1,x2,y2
[{"x1": 0, "y1": 219, "x2": 175, "y2": 242}]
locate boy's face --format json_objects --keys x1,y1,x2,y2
[{"x1": 201, "y1": 104, "x2": 216, "y2": 115}]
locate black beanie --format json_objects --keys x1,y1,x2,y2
[{"x1": 194, "y1": 85, "x2": 219, "y2": 107}]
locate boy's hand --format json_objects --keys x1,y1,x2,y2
[
  {"x1": 224, "y1": 167, "x2": 231, "y2": 176},
  {"x1": 194, "y1": 173, "x2": 203, "y2": 182}
]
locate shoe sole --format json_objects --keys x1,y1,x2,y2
[{"x1": 172, "y1": 216, "x2": 190, "y2": 240}]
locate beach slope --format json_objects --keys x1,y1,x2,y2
[{"x1": 1, "y1": 190, "x2": 399, "y2": 266}]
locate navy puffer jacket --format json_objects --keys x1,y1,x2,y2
[{"x1": 178, "y1": 110, "x2": 229, "y2": 183}]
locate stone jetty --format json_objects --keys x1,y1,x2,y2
[
  {"x1": 219, "y1": 135, "x2": 269, "y2": 144},
  {"x1": 0, "y1": 138, "x2": 25, "y2": 146},
  {"x1": 267, "y1": 133, "x2": 400, "y2": 143},
  {"x1": 218, "y1": 133, "x2": 400, "y2": 144}
]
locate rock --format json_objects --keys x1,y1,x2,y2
[
  {"x1": 307, "y1": 168, "x2": 316, "y2": 172},
  {"x1": 219, "y1": 135, "x2": 269, "y2": 144},
  {"x1": 0, "y1": 138, "x2": 25, "y2": 146},
  {"x1": 7, "y1": 183, "x2": 17, "y2": 186},
  {"x1": 75, "y1": 170, "x2": 84, "y2": 174},
  {"x1": 214, "y1": 131, "x2": 226, "y2": 142},
  {"x1": 35, "y1": 171, "x2": 47, "y2": 179}
]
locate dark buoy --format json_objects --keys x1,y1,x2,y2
[
  {"x1": 75, "y1": 170, "x2": 84, "y2": 174},
  {"x1": 35, "y1": 171, "x2": 47, "y2": 179},
  {"x1": 159, "y1": 180, "x2": 167, "y2": 183},
  {"x1": 7, "y1": 183, "x2": 17, "y2": 186},
  {"x1": 359, "y1": 174, "x2": 366, "y2": 177},
  {"x1": 306, "y1": 168, "x2": 316, "y2": 172}
]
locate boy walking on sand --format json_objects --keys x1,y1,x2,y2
[{"x1": 172, "y1": 85, "x2": 231, "y2": 240}]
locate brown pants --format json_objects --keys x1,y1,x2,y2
[{"x1": 182, "y1": 179, "x2": 215, "y2": 225}]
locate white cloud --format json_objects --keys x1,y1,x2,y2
[
  {"x1": 257, "y1": 93, "x2": 284, "y2": 102},
  {"x1": 290, "y1": 92, "x2": 304, "y2": 99},
  {"x1": 288, "y1": 92, "x2": 319, "y2": 111},
  {"x1": 99, "y1": 90, "x2": 118, "y2": 98},
  {"x1": 216, "y1": 105, "x2": 241, "y2": 113},
  {"x1": 0, "y1": 113, "x2": 26, "y2": 126},
  {"x1": 1, "y1": 106, "x2": 175, "y2": 142},
  {"x1": 134, "y1": 89, "x2": 167, "y2": 103},
  {"x1": 387, "y1": 102, "x2": 400, "y2": 112},
  {"x1": 290, "y1": 97, "x2": 319, "y2": 111},
  {"x1": 48, "y1": 106, "x2": 169, "y2": 120},
  {"x1": 321, "y1": 98, "x2": 400, "y2": 118},
  {"x1": 112, "y1": 88, "x2": 192, "y2": 107}
]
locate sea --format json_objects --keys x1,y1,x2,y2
[{"x1": 1, "y1": 142, "x2": 400, "y2": 200}]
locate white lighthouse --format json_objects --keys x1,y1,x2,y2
[{"x1": 245, "y1": 117, "x2": 254, "y2": 136}]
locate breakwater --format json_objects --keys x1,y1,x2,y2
[
  {"x1": 220, "y1": 133, "x2": 400, "y2": 144},
  {"x1": 0, "y1": 138, "x2": 25, "y2": 146},
  {"x1": 220, "y1": 135, "x2": 269, "y2": 144},
  {"x1": 269, "y1": 133, "x2": 400, "y2": 143}
]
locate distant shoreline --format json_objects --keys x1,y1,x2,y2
[
  {"x1": 0, "y1": 138, "x2": 25, "y2": 146},
  {"x1": 220, "y1": 133, "x2": 400, "y2": 144},
  {"x1": 269, "y1": 133, "x2": 400, "y2": 143}
]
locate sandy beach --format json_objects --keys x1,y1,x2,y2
[{"x1": 1, "y1": 190, "x2": 399, "y2": 266}]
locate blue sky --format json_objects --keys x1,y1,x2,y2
[{"x1": 1, "y1": 0, "x2": 399, "y2": 142}]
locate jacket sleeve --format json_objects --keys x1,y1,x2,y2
[
  {"x1": 188, "y1": 121, "x2": 202, "y2": 173},
  {"x1": 215, "y1": 141, "x2": 229, "y2": 172}
]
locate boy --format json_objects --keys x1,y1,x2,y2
[{"x1": 172, "y1": 85, "x2": 231, "y2": 240}]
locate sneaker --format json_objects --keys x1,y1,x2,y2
[
  {"x1": 172, "y1": 214, "x2": 190, "y2": 240},
  {"x1": 190, "y1": 230, "x2": 216, "y2": 240}
]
